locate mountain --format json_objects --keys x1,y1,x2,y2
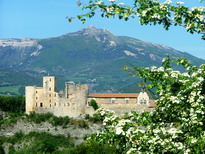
[{"x1": 0, "y1": 26, "x2": 204, "y2": 95}]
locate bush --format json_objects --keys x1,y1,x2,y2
[
  {"x1": 0, "y1": 96, "x2": 25, "y2": 113},
  {"x1": 88, "y1": 99, "x2": 99, "y2": 110},
  {"x1": 55, "y1": 142, "x2": 117, "y2": 154},
  {"x1": 0, "y1": 145, "x2": 5, "y2": 154},
  {"x1": 87, "y1": 57, "x2": 205, "y2": 153},
  {"x1": 50, "y1": 116, "x2": 70, "y2": 127},
  {"x1": 85, "y1": 114, "x2": 90, "y2": 120},
  {"x1": 26, "y1": 112, "x2": 71, "y2": 128},
  {"x1": 27, "y1": 112, "x2": 53, "y2": 124},
  {"x1": 70, "y1": 118, "x2": 89, "y2": 129},
  {"x1": 1, "y1": 131, "x2": 73, "y2": 154}
]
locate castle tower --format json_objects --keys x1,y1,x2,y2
[
  {"x1": 43, "y1": 76, "x2": 56, "y2": 92},
  {"x1": 65, "y1": 81, "x2": 75, "y2": 99},
  {"x1": 25, "y1": 86, "x2": 36, "y2": 114},
  {"x1": 43, "y1": 76, "x2": 56, "y2": 107}
]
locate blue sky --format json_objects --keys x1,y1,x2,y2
[{"x1": 0, "y1": 0, "x2": 205, "y2": 59}]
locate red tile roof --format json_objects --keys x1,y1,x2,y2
[{"x1": 88, "y1": 93, "x2": 139, "y2": 98}]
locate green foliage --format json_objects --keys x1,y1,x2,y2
[
  {"x1": 26, "y1": 112, "x2": 54, "y2": 124},
  {"x1": 87, "y1": 57, "x2": 205, "y2": 153},
  {"x1": 72, "y1": 0, "x2": 205, "y2": 39},
  {"x1": 26, "y1": 112, "x2": 89, "y2": 128},
  {"x1": 0, "y1": 145, "x2": 5, "y2": 154},
  {"x1": 9, "y1": 145, "x2": 16, "y2": 154},
  {"x1": 69, "y1": 118, "x2": 89, "y2": 129},
  {"x1": 0, "y1": 117, "x2": 18, "y2": 128},
  {"x1": 89, "y1": 99, "x2": 99, "y2": 110},
  {"x1": 0, "y1": 96, "x2": 25, "y2": 113},
  {"x1": 1, "y1": 131, "x2": 73, "y2": 154},
  {"x1": 86, "y1": 108, "x2": 114, "y2": 123},
  {"x1": 0, "y1": 131, "x2": 118, "y2": 154},
  {"x1": 50, "y1": 116, "x2": 70, "y2": 128},
  {"x1": 55, "y1": 142, "x2": 117, "y2": 154}
]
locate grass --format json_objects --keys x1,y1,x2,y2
[{"x1": 0, "y1": 85, "x2": 22, "y2": 95}]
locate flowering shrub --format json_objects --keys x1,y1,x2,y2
[
  {"x1": 69, "y1": 0, "x2": 205, "y2": 39},
  {"x1": 87, "y1": 57, "x2": 205, "y2": 153}
]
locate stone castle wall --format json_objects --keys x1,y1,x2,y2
[
  {"x1": 25, "y1": 76, "x2": 95, "y2": 117},
  {"x1": 88, "y1": 95, "x2": 153, "y2": 116},
  {"x1": 26, "y1": 76, "x2": 155, "y2": 118}
]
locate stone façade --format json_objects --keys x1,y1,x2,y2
[{"x1": 26, "y1": 76, "x2": 155, "y2": 117}]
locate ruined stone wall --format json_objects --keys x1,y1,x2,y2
[
  {"x1": 26, "y1": 76, "x2": 152, "y2": 118},
  {"x1": 26, "y1": 76, "x2": 95, "y2": 118}
]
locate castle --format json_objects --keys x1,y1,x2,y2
[{"x1": 26, "y1": 76, "x2": 155, "y2": 117}]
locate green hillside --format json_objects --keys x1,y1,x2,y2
[{"x1": 0, "y1": 26, "x2": 205, "y2": 94}]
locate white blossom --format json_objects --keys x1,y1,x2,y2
[
  {"x1": 164, "y1": 0, "x2": 172, "y2": 4},
  {"x1": 182, "y1": 72, "x2": 190, "y2": 77},
  {"x1": 96, "y1": 1, "x2": 103, "y2": 5},
  {"x1": 152, "y1": 13, "x2": 160, "y2": 19},
  {"x1": 109, "y1": 0, "x2": 116, "y2": 2},
  {"x1": 126, "y1": 148, "x2": 137, "y2": 154},
  {"x1": 142, "y1": 10, "x2": 148, "y2": 17},
  {"x1": 176, "y1": 1, "x2": 184, "y2": 5},
  {"x1": 116, "y1": 126, "x2": 124, "y2": 135},
  {"x1": 118, "y1": 3, "x2": 125, "y2": 5}
]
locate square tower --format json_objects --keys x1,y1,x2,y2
[{"x1": 43, "y1": 76, "x2": 56, "y2": 92}]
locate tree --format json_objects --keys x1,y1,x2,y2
[
  {"x1": 68, "y1": 1, "x2": 205, "y2": 153},
  {"x1": 89, "y1": 99, "x2": 99, "y2": 110},
  {"x1": 87, "y1": 57, "x2": 205, "y2": 153},
  {"x1": 69, "y1": 0, "x2": 205, "y2": 39}
]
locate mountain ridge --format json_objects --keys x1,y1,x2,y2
[{"x1": 0, "y1": 26, "x2": 204, "y2": 95}]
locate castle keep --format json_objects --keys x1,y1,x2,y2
[{"x1": 26, "y1": 76, "x2": 155, "y2": 117}]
